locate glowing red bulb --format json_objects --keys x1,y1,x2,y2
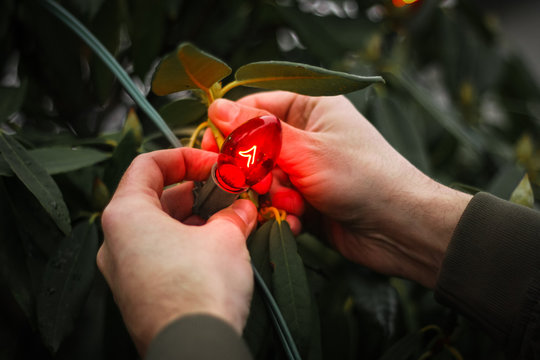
[{"x1": 215, "y1": 115, "x2": 282, "y2": 193}]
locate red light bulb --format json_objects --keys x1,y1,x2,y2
[{"x1": 215, "y1": 115, "x2": 282, "y2": 193}]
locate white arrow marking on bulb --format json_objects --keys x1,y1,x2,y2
[{"x1": 238, "y1": 145, "x2": 257, "y2": 168}]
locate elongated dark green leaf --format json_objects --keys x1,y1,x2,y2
[
  {"x1": 27, "y1": 147, "x2": 110, "y2": 175},
  {"x1": 152, "y1": 42, "x2": 232, "y2": 95},
  {"x1": 37, "y1": 220, "x2": 99, "y2": 353},
  {"x1": 0, "y1": 132, "x2": 71, "y2": 235},
  {"x1": 248, "y1": 220, "x2": 273, "y2": 285},
  {"x1": 487, "y1": 162, "x2": 525, "y2": 199},
  {"x1": 233, "y1": 61, "x2": 384, "y2": 96},
  {"x1": 0, "y1": 146, "x2": 109, "y2": 176},
  {"x1": 0, "y1": 156, "x2": 10, "y2": 176},
  {"x1": 510, "y1": 174, "x2": 534, "y2": 208},
  {"x1": 158, "y1": 98, "x2": 207, "y2": 129},
  {"x1": 244, "y1": 221, "x2": 273, "y2": 357},
  {"x1": 0, "y1": 79, "x2": 27, "y2": 124},
  {"x1": 0, "y1": 179, "x2": 34, "y2": 321},
  {"x1": 269, "y1": 220, "x2": 312, "y2": 358}
]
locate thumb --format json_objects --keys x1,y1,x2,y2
[
  {"x1": 209, "y1": 99, "x2": 271, "y2": 136},
  {"x1": 206, "y1": 199, "x2": 258, "y2": 239}
]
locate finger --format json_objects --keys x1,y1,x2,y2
[
  {"x1": 270, "y1": 187, "x2": 305, "y2": 217},
  {"x1": 160, "y1": 182, "x2": 196, "y2": 221},
  {"x1": 208, "y1": 99, "x2": 272, "y2": 136},
  {"x1": 272, "y1": 168, "x2": 291, "y2": 186},
  {"x1": 250, "y1": 172, "x2": 272, "y2": 195},
  {"x1": 113, "y1": 148, "x2": 217, "y2": 201},
  {"x1": 285, "y1": 215, "x2": 302, "y2": 236},
  {"x1": 206, "y1": 199, "x2": 258, "y2": 239},
  {"x1": 201, "y1": 128, "x2": 219, "y2": 153}
]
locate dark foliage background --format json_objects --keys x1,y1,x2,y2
[{"x1": 1, "y1": 0, "x2": 539, "y2": 359}]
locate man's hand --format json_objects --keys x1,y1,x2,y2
[
  {"x1": 207, "y1": 92, "x2": 472, "y2": 289},
  {"x1": 97, "y1": 148, "x2": 257, "y2": 355}
]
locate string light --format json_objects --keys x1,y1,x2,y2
[
  {"x1": 215, "y1": 115, "x2": 282, "y2": 193},
  {"x1": 193, "y1": 115, "x2": 282, "y2": 218}
]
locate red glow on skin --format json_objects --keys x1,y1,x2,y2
[
  {"x1": 251, "y1": 172, "x2": 273, "y2": 195},
  {"x1": 271, "y1": 188, "x2": 305, "y2": 216},
  {"x1": 215, "y1": 115, "x2": 282, "y2": 193}
]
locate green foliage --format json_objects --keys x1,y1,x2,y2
[
  {"x1": 37, "y1": 220, "x2": 99, "y2": 353},
  {"x1": 0, "y1": 132, "x2": 71, "y2": 235},
  {"x1": 269, "y1": 221, "x2": 313, "y2": 358},
  {"x1": 152, "y1": 42, "x2": 232, "y2": 96},
  {"x1": 1, "y1": 0, "x2": 540, "y2": 359},
  {"x1": 231, "y1": 61, "x2": 384, "y2": 96}
]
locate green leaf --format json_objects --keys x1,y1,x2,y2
[
  {"x1": 510, "y1": 174, "x2": 534, "y2": 208},
  {"x1": 37, "y1": 220, "x2": 99, "y2": 353},
  {"x1": 0, "y1": 146, "x2": 109, "y2": 176},
  {"x1": 0, "y1": 132, "x2": 71, "y2": 235},
  {"x1": 0, "y1": 156, "x2": 10, "y2": 176},
  {"x1": 27, "y1": 147, "x2": 110, "y2": 175},
  {"x1": 151, "y1": 42, "x2": 232, "y2": 96},
  {"x1": 103, "y1": 130, "x2": 139, "y2": 193},
  {"x1": 0, "y1": 79, "x2": 27, "y2": 124},
  {"x1": 269, "y1": 220, "x2": 312, "y2": 358},
  {"x1": 487, "y1": 163, "x2": 526, "y2": 199},
  {"x1": 232, "y1": 61, "x2": 384, "y2": 96},
  {"x1": 244, "y1": 221, "x2": 273, "y2": 358},
  {"x1": 158, "y1": 98, "x2": 207, "y2": 129},
  {"x1": 122, "y1": 109, "x2": 144, "y2": 145},
  {"x1": 0, "y1": 179, "x2": 34, "y2": 321}
]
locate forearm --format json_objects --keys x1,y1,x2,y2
[{"x1": 372, "y1": 175, "x2": 473, "y2": 289}]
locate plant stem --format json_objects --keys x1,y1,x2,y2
[
  {"x1": 188, "y1": 121, "x2": 208, "y2": 148},
  {"x1": 206, "y1": 119, "x2": 225, "y2": 149},
  {"x1": 219, "y1": 80, "x2": 244, "y2": 97},
  {"x1": 40, "y1": 0, "x2": 182, "y2": 148}
]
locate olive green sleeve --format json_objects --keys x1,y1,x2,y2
[
  {"x1": 145, "y1": 314, "x2": 253, "y2": 360},
  {"x1": 435, "y1": 192, "x2": 540, "y2": 359}
]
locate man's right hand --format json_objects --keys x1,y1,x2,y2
[{"x1": 207, "y1": 91, "x2": 472, "y2": 289}]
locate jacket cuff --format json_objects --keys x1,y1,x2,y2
[
  {"x1": 435, "y1": 192, "x2": 540, "y2": 352},
  {"x1": 145, "y1": 314, "x2": 252, "y2": 360}
]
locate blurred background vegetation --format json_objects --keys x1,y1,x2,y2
[{"x1": 1, "y1": 0, "x2": 539, "y2": 359}]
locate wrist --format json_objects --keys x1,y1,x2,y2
[{"x1": 381, "y1": 176, "x2": 472, "y2": 288}]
